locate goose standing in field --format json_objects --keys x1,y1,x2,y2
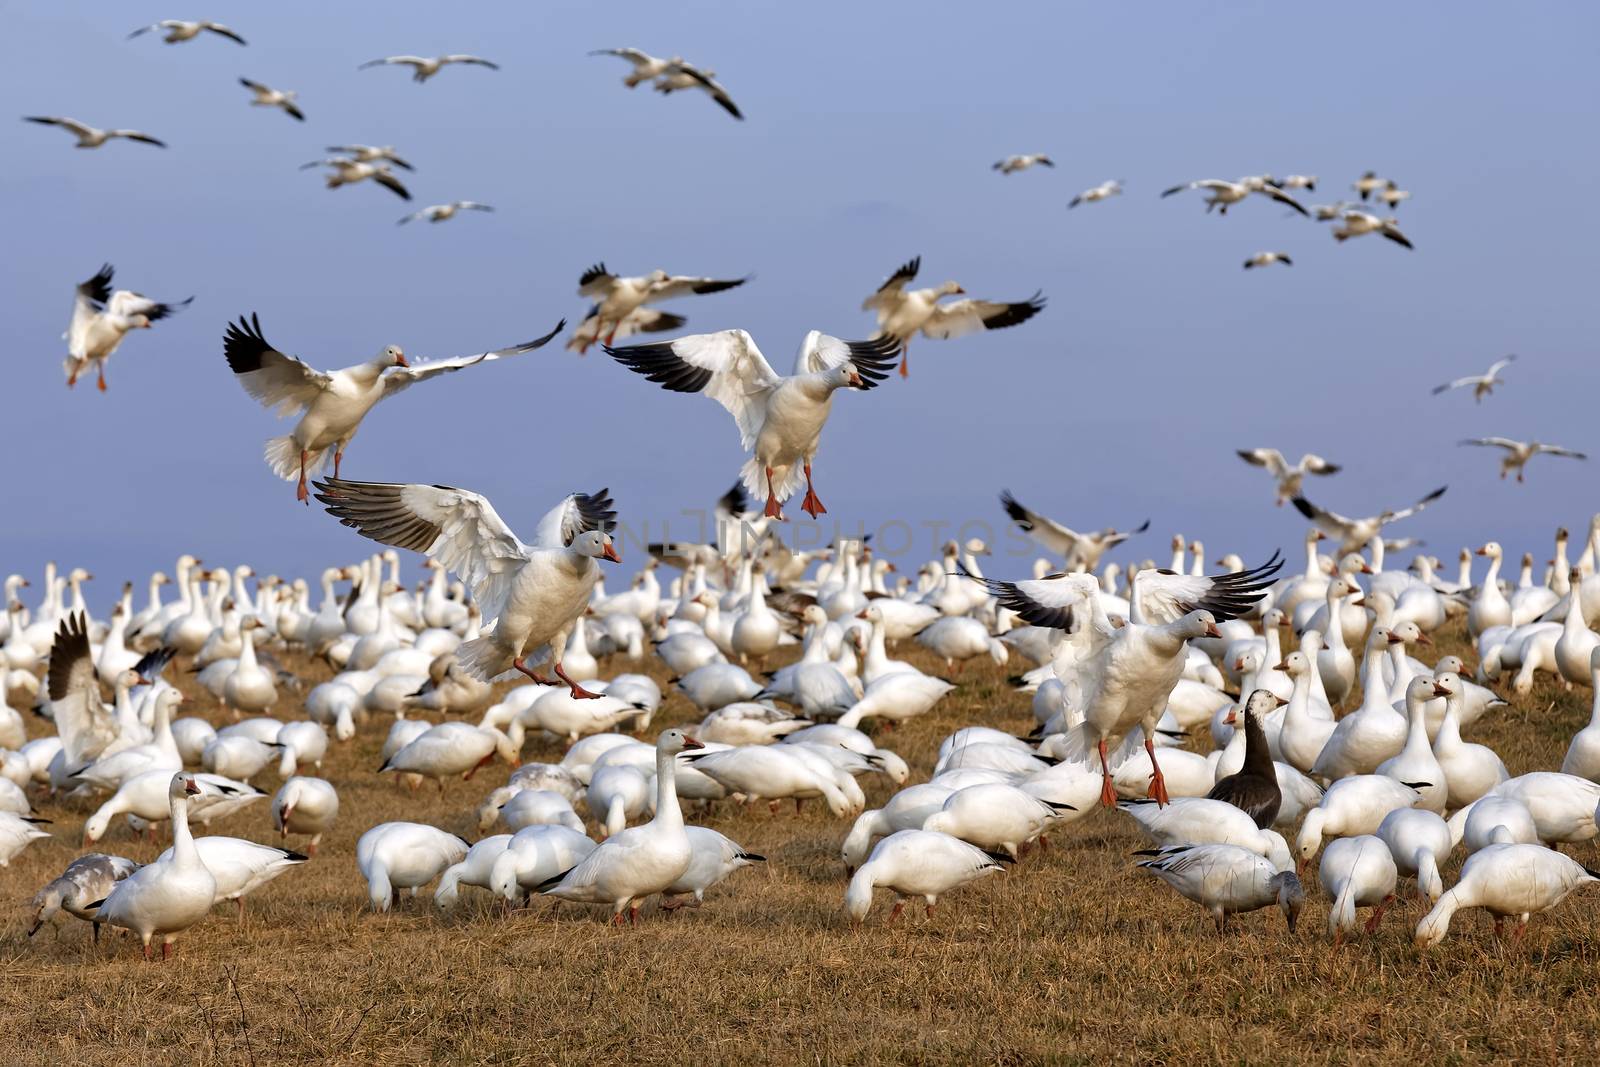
[
  {"x1": 1376, "y1": 807, "x2": 1451, "y2": 903},
  {"x1": 921, "y1": 783, "x2": 1074, "y2": 858},
  {"x1": 1448, "y1": 773, "x2": 1600, "y2": 847},
  {"x1": 1415, "y1": 844, "x2": 1599, "y2": 947},
  {"x1": 1236, "y1": 449, "x2": 1342, "y2": 507},
  {"x1": 1160, "y1": 178, "x2": 1309, "y2": 215},
  {"x1": 398, "y1": 200, "x2": 494, "y2": 225},
  {"x1": 24, "y1": 116, "x2": 165, "y2": 149},
  {"x1": 998, "y1": 490, "x2": 1148, "y2": 572},
  {"x1": 844, "y1": 829, "x2": 1009, "y2": 927},
  {"x1": 1206, "y1": 690, "x2": 1283, "y2": 828},
  {"x1": 128, "y1": 20, "x2": 245, "y2": 44},
  {"x1": 654, "y1": 60, "x2": 742, "y2": 119},
  {"x1": 1458, "y1": 437, "x2": 1587, "y2": 482},
  {"x1": 357, "y1": 822, "x2": 470, "y2": 911},
  {"x1": 1331, "y1": 208, "x2": 1413, "y2": 249},
  {"x1": 1320, "y1": 835, "x2": 1399, "y2": 947},
  {"x1": 1119, "y1": 798, "x2": 1295, "y2": 869},
  {"x1": 380, "y1": 723, "x2": 516, "y2": 791},
  {"x1": 577, "y1": 263, "x2": 747, "y2": 347},
  {"x1": 1553, "y1": 580, "x2": 1599, "y2": 686},
  {"x1": 1067, "y1": 179, "x2": 1122, "y2": 208},
  {"x1": 89, "y1": 773, "x2": 215, "y2": 959},
  {"x1": 683, "y1": 744, "x2": 854, "y2": 816},
  {"x1": 993, "y1": 154, "x2": 1054, "y2": 174},
  {"x1": 28, "y1": 854, "x2": 140, "y2": 941},
  {"x1": 1294, "y1": 775, "x2": 1429, "y2": 871},
  {"x1": 1431, "y1": 355, "x2": 1515, "y2": 402},
  {"x1": 169, "y1": 836, "x2": 306, "y2": 917},
  {"x1": 589, "y1": 47, "x2": 678, "y2": 87},
  {"x1": 300, "y1": 157, "x2": 412, "y2": 199},
  {"x1": 860, "y1": 256, "x2": 1045, "y2": 377},
  {"x1": 61, "y1": 263, "x2": 192, "y2": 391},
  {"x1": 223, "y1": 313, "x2": 562, "y2": 500},
  {"x1": 434, "y1": 836, "x2": 512, "y2": 909},
  {"x1": 660, "y1": 826, "x2": 764, "y2": 910},
  {"x1": 1292, "y1": 485, "x2": 1447, "y2": 554},
  {"x1": 1135, "y1": 843, "x2": 1303, "y2": 934},
  {"x1": 1561, "y1": 650, "x2": 1600, "y2": 780},
  {"x1": 604, "y1": 328, "x2": 897, "y2": 519},
  {"x1": 314, "y1": 480, "x2": 618, "y2": 693},
  {"x1": 1375, "y1": 677, "x2": 1451, "y2": 812},
  {"x1": 1243, "y1": 251, "x2": 1292, "y2": 270},
  {"x1": 221, "y1": 618, "x2": 275, "y2": 716},
  {"x1": 1468, "y1": 542, "x2": 1512, "y2": 635},
  {"x1": 358, "y1": 54, "x2": 499, "y2": 81},
  {"x1": 1430, "y1": 672, "x2": 1508, "y2": 807},
  {"x1": 539, "y1": 729, "x2": 703, "y2": 925},
  {"x1": 271, "y1": 776, "x2": 338, "y2": 855},
  {"x1": 238, "y1": 79, "x2": 304, "y2": 120}
]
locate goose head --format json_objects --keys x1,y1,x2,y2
[
  {"x1": 572, "y1": 529, "x2": 622, "y2": 564},
  {"x1": 1475, "y1": 541, "x2": 1502, "y2": 560},
  {"x1": 1432, "y1": 672, "x2": 1458, "y2": 699},
  {"x1": 1177, "y1": 610, "x2": 1221, "y2": 641},
  {"x1": 1275, "y1": 650, "x2": 1310, "y2": 677},
  {"x1": 379, "y1": 344, "x2": 408, "y2": 368},
  {"x1": 1389, "y1": 620, "x2": 1428, "y2": 647},
  {"x1": 1272, "y1": 871, "x2": 1305, "y2": 935},
  {"x1": 169, "y1": 772, "x2": 202, "y2": 801},
  {"x1": 656, "y1": 727, "x2": 704, "y2": 755},
  {"x1": 936, "y1": 281, "x2": 965, "y2": 298}
]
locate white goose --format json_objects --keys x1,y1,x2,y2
[
  {"x1": 1119, "y1": 798, "x2": 1294, "y2": 871},
  {"x1": 1320, "y1": 835, "x2": 1399, "y2": 946},
  {"x1": 1294, "y1": 776, "x2": 1428, "y2": 871},
  {"x1": 661, "y1": 826, "x2": 765, "y2": 910},
  {"x1": 1376, "y1": 677, "x2": 1451, "y2": 812},
  {"x1": 1160, "y1": 178, "x2": 1309, "y2": 215},
  {"x1": 1430, "y1": 672, "x2": 1508, "y2": 807},
  {"x1": 1431, "y1": 355, "x2": 1516, "y2": 403},
  {"x1": 398, "y1": 201, "x2": 494, "y2": 225},
  {"x1": 683, "y1": 744, "x2": 853, "y2": 816},
  {"x1": 271, "y1": 776, "x2": 339, "y2": 855},
  {"x1": 1376, "y1": 807, "x2": 1452, "y2": 902},
  {"x1": 1467, "y1": 542, "x2": 1512, "y2": 635},
  {"x1": 128, "y1": 20, "x2": 246, "y2": 44},
  {"x1": 1415, "y1": 844, "x2": 1599, "y2": 947},
  {"x1": 356, "y1": 822, "x2": 469, "y2": 911},
  {"x1": 1236, "y1": 448, "x2": 1341, "y2": 507},
  {"x1": 1135, "y1": 843, "x2": 1304, "y2": 934},
  {"x1": 993, "y1": 154, "x2": 1054, "y2": 174},
  {"x1": 435, "y1": 836, "x2": 513, "y2": 909},
  {"x1": 1330, "y1": 208, "x2": 1413, "y2": 248},
  {"x1": 358, "y1": 54, "x2": 499, "y2": 81},
  {"x1": 24, "y1": 116, "x2": 165, "y2": 150},
  {"x1": 380, "y1": 722, "x2": 515, "y2": 792},
  {"x1": 843, "y1": 829, "x2": 1008, "y2": 927},
  {"x1": 588, "y1": 47, "x2": 678, "y2": 87},
  {"x1": 860, "y1": 256, "x2": 1045, "y2": 377},
  {"x1": 921, "y1": 783, "x2": 1074, "y2": 858},
  {"x1": 169, "y1": 837, "x2": 306, "y2": 917},
  {"x1": 238, "y1": 78, "x2": 304, "y2": 120},
  {"x1": 1447, "y1": 773, "x2": 1600, "y2": 847},
  {"x1": 91, "y1": 773, "x2": 216, "y2": 959},
  {"x1": 1067, "y1": 179, "x2": 1123, "y2": 208},
  {"x1": 59, "y1": 263, "x2": 191, "y2": 391},
  {"x1": 0, "y1": 812, "x2": 52, "y2": 866},
  {"x1": 1459, "y1": 437, "x2": 1586, "y2": 482},
  {"x1": 1292, "y1": 486, "x2": 1446, "y2": 555}
]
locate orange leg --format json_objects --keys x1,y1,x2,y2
[
  {"x1": 67, "y1": 366, "x2": 79, "y2": 388},
  {"x1": 334, "y1": 449, "x2": 343, "y2": 478},
  {"x1": 513, "y1": 656, "x2": 554, "y2": 685},
  {"x1": 97, "y1": 363, "x2": 107, "y2": 392},
  {"x1": 898, "y1": 342, "x2": 909, "y2": 379},
  {"x1": 1098, "y1": 737, "x2": 1117, "y2": 807},
  {"x1": 1363, "y1": 893, "x2": 1395, "y2": 934},
  {"x1": 555, "y1": 661, "x2": 602, "y2": 699},
  {"x1": 162, "y1": 941, "x2": 174, "y2": 961},
  {"x1": 296, "y1": 450, "x2": 310, "y2": 504},
  {"x1": 763, "y1": 466, "x2": 784, "y2": 520},
  {"x1": 800, "y1": 462, "x2": 826, "y2": 518},
  {"x1": 887, "y1": 900, "x2": 905, "y2": 925},
  {"x1": 1145, "y1": 735, "x2": 1170, "y2": 806}
]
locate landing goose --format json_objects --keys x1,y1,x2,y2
[
  {"x1": 1159, "y1": 178, "x2": 1309, "y2": 215},
  {"x1": 661, "y1": 826, "x2": 764, "y2": 910},
  {"x1": 1235, "y1": 449, "x2": 1340, "y2": 507},
  {"x1": 1431, "y1": 355, "x2": 1515, "y2": 402},
  {"x1": 1067, "y1": 179, "x2": 1122, "y2": 208},
  {"x1": 271, "y1": 776, "x2": 338, "y2": 854},
  {"x1": 860, "y1": 256, "x2": 1045, "y2": 376},
  {"x1": 90, "y1": 773, "x2": 215, "y2": 958},
  {"x1": 398, "y1": 201, "x2": 494, "y2": 225},
  {"x1": 239, "y1": 79, "x2": 304, "y2": 120},
  {"x1": 566, "y1": 304, "x2": 685, "y2": 355},
  {"x1": 589, "y1": 47, "x2": 678, "y2": 87},
  {"x1": 1375, "y1": 807, "x2": 1451, "y2": 902},
  {"x1": 61, "y1": 263, "x2": 191, "y2": 391},
  {"x1": 993, "y1": 154, "x2": 1054, "y2": 174},
  {"x1": 357, "y1": 822, "x2": 469, "y2": 911},
  {"x1": 1415, "y1": 844, "x2": 1599, "y2": 947},
  {"x1": 577, "y1": 263, "x2": 746, "y2": 346},
  {"x1": 1331, "y1": 208, "x2": 1412, "y2": 248},
  {"x1": 1292, "y1": 485, "x2": 1447, "y2": 554},
  {"x1": 1135, "y1": 843, "x2": 1303, "y2": 934},
  {"x1": 29, "y1": 854, "x2": 140, "y2": 940},
  {"x1": 223, "y1": 313, "x2": 562, "y2": 500},
  {"x1": 358, "y1": 54, "x2": 499, "y2": 81},
  {"x1": 24, "y1": 116, "x2": 164, "y2": 149},
  {"x1": 129, "y1": 20, "x2": 245, "y2": 44},
  {"x1": 604, "y1": 329, "x2": 898, "y2": 518},
  {"x1": 1320, "y1": 835, "x2": 1399, "y2": 946},
  {"x1": 998, "y1": 490, "x2": 1149, "y2": 571},
  {"x1": 1459, "y1": 437, "x2": 1586, "y2": 482},
  {"x1": 843, "y1": 829, "x2": 1008, "y2": 927}
]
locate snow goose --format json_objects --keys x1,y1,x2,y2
[
  {"x1": 434, "y1": 835, "x2": 511, "y2": 909},
  {"x1": 1415, "y1": 844, "x2": 1599, "y2": 947},
  {"x1": 1430, "y1": 672, "x2": 1507, "y2": 807},
  {"x1": 1467, "y1": 541, "x2": 1512, "y2": 635},
  {"x1": 59, "y1": 263, "x2": 191, "y2": 391},
  {"x1": 684, "y1": 744, "x2": 852, "y2": 816},
  {"x1": 500, "y1": 789, "x2": 585, "y2": 835},
  {"x1": 129, "y1": 19, "x2": 245, "y2": 44},
  {"x1": 357, "y1": 822, "x2": 469, "y2": 911},
  {"x1": 167, "y1": 836, "x2": 306, "y2": 917},
  {"x1": 998, "y1": 490, "x2": 1149, "y2": 572},
  {"x1": 90, "y1": 774, "x2": 215, "y2": 958},
  {"x1": 358, "y1": 54, "x2": 499, "y2": 81},
  {"x1": 1275, "y1": 651, "x2": 1337, "y2": 775},
  {"x1": 730, "y1": 573, "x2": 781, "y2": 664},
  {"x1": 1375, "y1": 677, "x2": 1450, "y2": 812},
  {"x1": 605, "y1": 328, "x2": 896, "y2": 518},
  {"x1": 589, "y1": 47, "x2": 677, "y2": 87},
  {"x1": 1376, "y1": 808, "x2": 1452, "y2": 903},
  {"x1": 859, "y1": 256, "x2": 1045, "y2": 377},
  {"x1": 1377, "y1": 181, "x2": 1411, "y2": 209},
  {"x1": 673, "y1": 663, "x2": 761, "y2": 712},
  {"x1": 29, "y1": 854, "x2": 140, "y2": 941},
  {"x1": 696, "y1": 702, "x2": 809, "y2": 745},
  {"x1": 1431, "y1": 355, "x2": 1515, "y2": 403},
  {"x1": 1320, "y1": 835, "x2": 1399, "y2": 946},
  {"x1": 993, "y1": 154, "x2": 1054, "y2": 174},
  {"x1": 1135, "y1": 843, "x2": 1304, "y2": 934},
  {"x1": 844, "y1": 829, "x2": 1008, "y2": 927},
  {"x1": 653, "y1": 60, "x2": 742, "y2": 119},
  {"x1": 1160, "y1": 178, "x2": 1309, "y2": 215},
  {"x1": 1462, "y1": 796, "x2": 1539, "y2": 853},
  {"x1": 660, "y1": 827, "x2": 763, "y2": 910},
  {"x1": 300, "y1": 157, "x2": 411, "y2": 199},
  {"x1": 538, "y1": 728, "x2": 703, "y2": 924},
  {"x1": 0, "y1": 812, "x2": 51, "y2": 865},
  {"x1": 1243, "y1": 251, "x2": 1293, "y2": 270},
  {"x1": 1292, "y1": 485, "x2": 1447, "y2": 555},
  {"x1": 200, "y1": 734, "x2": 278, "y2": 782},
  {"x1": 239, "y1": 78, "x2": 304, "y2": 120},
  {"x1": 1067, "y1": 178, "x2": 1123, "y2": 208},
  {"x1": 588, "y1": 764, "x2": 651, "y2": 837},
  {"x1": 1119, "y1": 798, "x2": 1294, "y2": 871},
  {"x1": 836, "y1": 671, "x2": 953, "y2": 730},
  {"x1": 915, "y1": 617, "x2": 1005, "y2": 669},
  {"x1": 567, "y1": 303, "x2": 686, "y2": 355},
  {"x1": 1561, "y1": 649, "x2": 1600, "y2": 780},
  {"x1": 271, "y1": 776, "x2": 338, "y2": 855},
  {"x1": 1206, "y1": 691, "x2": 1283, "y2": 828},
  {"x1": 1459, "y1": 437, "x2": 1587, "y2": 482},
  {"x1": 841, "y1": 784, "x2": 956, "y2": 872},
  {"x1": 1553, "y1": 576, "x2": 1600, "y2": 684},
  {"x1": 1352, "y1": 171, "x2": 1387, "y2": 199},
  {"x1": 380, "y1": 722, "x2": 514, "y2": 791},
  {"x1": 921, "y1": 783, "x2": 1073, "y2": 858},
  {"x1": 71, "y1": 686, "x2": 182, "y2": 792},
  {"x1": 24, "y1": 115, "x2": 165, "y2": 149},
  {"x1": 1447, "y1": 773, "x2": 1600, "y2": 847},
  {"x1": 1294, "y1": 776, "x2": 1428, "y2": 872},
  {"x1": 224, "y1": 314, "x2": 561, "y2": 500},
  {"x1": 577, "y1": 263, "x2": 748, "y2": 349},
  {"x1": 1331, "y1": 208, "x2": 1413, "y2": 248},
  {"x1": 398, "y1": 201, "x2": 494, "y2": 225},
  {"x1": 221, "y1": 618, "x2": 276, "y2": 716},
  {"x1": 324, "y1": 143, "x2": 412, "y2": 169},
  {"x1": 516, "y1": 686, "x2": 640, "y2": 745},
  {"x1": 1236, "y1": 449, "x2": 1340, "y2": 508},
  {"x1": 488, "y1": 825, "x2": 596, "y2": 903}
]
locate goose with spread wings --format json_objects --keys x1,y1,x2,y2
[
  {"x1": 24, "y1": 116, "x2": 165, "y2": 149},
  {"x1": 604, "y1": 329, "x2": 898, "y2": 520},
  {"x1": 654, "y1": 60, "x2": 742, "y2": 119},
  {"x1": 1160, "y1": 178, "x2": 1309, "y2": 216},
  {"x1": 577, "y1": 263, "x2": 747, "y2": 348},
  {"x1": 322, "y1": 144, "x2": 413, "y2": 170},
  {"x1": 128, "y1": 20, "x2": 246, "y2": 45},
  {"x1": 566, "y1": 305, "x2": 685, "y2": 355},
  {"x1": 589, "y1": 48, "x2": 680, "y2": 88},
  {"x1": 1292, "y1": 486, "x2": 1447, "y2": 554},
  {"x1": 1459, "y1": 438, "x2": 1587, "y2": 482},
  {"x1": 357, "y1": 55, "x2": 499, "y2": 82},
  {"x1": 300, "y1": 158, "x2": 411, "y2": 199},
  {"x1": 998, "y1": 490, "x2": 1148, "y2": 572},
  {"x1": 222, "y1": 313, "x2": 563, "y2": 502},
  {"x1": 62, "y1": 263, "x2": 192, "y2": 392},
  {"x1": 239, "y1": 79, "x2": 303, "y2": 121},
  {"x1": 1236, "y1": 448, "x2": 1341, "y2": 506},
  {"x1": 1432, "y1": 356, "x2": 1515, "y2": 402},
  {"x1": 313, "y1": 481, "x2": 619, "y2": 694},
  {"x1": 1331, "y1": 209, "x2": 1412, "y2": 249},
  {"x1": 862, "y1": 256, "x2": 1045, "y2": 378},
  {"x1": 397, "y1": 201, "x2": 493, "y2": 225}
]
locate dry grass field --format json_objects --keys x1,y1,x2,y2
[{"x1": 4, "y1": 621, "x2": 1600, "y2": 1065}]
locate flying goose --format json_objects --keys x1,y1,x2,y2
[
  {"x1": 566, "y1": 305, "x2": 685, "y2": 355},
  {"x1": 1459, "y1": 437, "x2": 1587, "y2": 482},
  {"x1": 1067, "y1": 179, "x2": 1123, "y2": 208},
  {"x1": 222, "y1": 313, "x2": 562, "y2": 500},
  {"x1": 577, "y1": 263, "x2": 747, "y2": 347},
  {"x1": 1377, "y1": 181, "x2": 1411, "y2": 209},
  {"x1": 862, "y1": 256, "x2": 1045, "y2": 376},
  {"x1": 300, "y1": 157, "x2": 411, "y2": 199},
  {"x1": 128, "y1": 20, "x2": 245, "y2": 45},
  {"x1": 654, "y1": 60, "x2": 741, "y2": 119},
  {"x1": 23, "y1": 116, "x2": 164, "y2": 149},
  {"x1": 358, "y1": 54, "x2": 499, "y2": 82},
  {"x1": 998, "y1": 490, "x2": 1149, "y2": 571},
  {"x1": 1160, "y1": 178, "x2": 1309, "y2": 216},
  {"x1": 1353, "y1": 171, "x2": 1387, "y2": 200},
  {"x1": 1274, "y1": 174, "x2": 1317, "y2": 190},
  {"x1": 239, "y1": 79, "x2": 303, "y2": 120},
  {"x1": 993, "y1": 154, "x2": 1054, "y2": 174},
  {"x1": 322, "y1": 144, "x2": 413, "y2": 170},
  {"x1": 1235, "y1": 448, "x2": 1341, "y2": 506},
  {"x1": 589, "y1": 47, "x2": 679, "y2": 87},
  {"x1": 1431, "y1": 355, "x2": 1515, "y2": 401},
  {"x1": 1292, "y1": 485, "x2": 1448, "y2": 554},
  {"x1": 312, "y1": 479, "x2": 619, "y2": 694},
  {"x1": 603, "y1": 329, "x2": 899, "y2": 519},
  {"x1": 1243, "y1": 251, "x2": 1292, "y2": 269},
  {"x1": 62, "y1": 263, "x2": 192, "y2": 391},
  {"x1": 1331, "y1": 209, "x2": 1412, "y2": 248},
  {"x1": 398, "y1": 201, "x2": 493, "y2": 225}
]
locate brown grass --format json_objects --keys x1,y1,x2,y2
[{"x1": 4, "y1": 621, "x2": 1600, "y2": 1065}]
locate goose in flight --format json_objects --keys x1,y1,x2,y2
[
  {"x1": 862, "y1": 256, "x2": 1045, "y2": 377},
  {"x1": 222, "y1": 313, "x2": 563, "y2": 501},
  {"x1": 1244, "y1": 252, "x2": 1292, "y2": 270},
  {"x1": 312, "y1": 480, "x2": 619, "y2": 694},
  {"x1": 323, "y1": 144, "x2": 413, "y2": 170},
  {"x1": 577, "y1": 263, "x2": 747, "y2": 347},
  {"x1": 62, "y1": 264, "x2": 192, "y2": 392},
  {"x1": 301, "y1": 158, "x2": 410, "y2": 199},
  {"x1": 566, "y1": 305, "x2": 685, "y2": 355},
  {"x1": 398, "y1": 201, "x2": 493, "y2": 225},
  {"x1": 993, "y1": 154, "x2": 1054, "y2": 174},
  {"x1": 1068, "y1": 179, "x2": 1122, "y2": 208},
  {"x1": 23, "y1": 116, "x2": 164, "y2": 149},
  {"x1": 1377, "y1": 181, "x2": 1411, "y2": 209},
  {"x1": 998, "y1": 490, "x2": 1148, "y2": 572},
  {"x1": 1459, "y1": 438, "x2": 1587, "y2": 482},
  {"x1": 1273, "y1": 174, "x2": 1317, "y2": 191},
  {"x1": 1432, "y1": 356, "x2": 1515, "y2": 402},
  {"x1": 1311, "y1": 201, "x2": 1352, "y2": 221},
  {"x1": 604, "y1": 329, "x2": 899, "y2": 519},
  {"x1": 1236, "y1": 449, "x2": 1340, "y2": 506},
  {"x1": 589, "y1": 47, "x2": 679, "y2": 87},
  {"x1": 1332, "y1": 209, "x2": 1412, "y2": 249},
  {"x1": 654, "y1": 60, "x2": 742, "y2": 119},
  {"x1": 239, "y1": 79, "x2": 303, "y2": 121},
  {"x1": 1292, "y1": 486, "x2": 1447, "y2": 554},
  {"x1": 1353, "y1": 171, "x2": 1387, "y2": 200},
  {"x1": 1160, "y1": 179, "x2": 1309, "y2": 216},
  {"x1": 128, "y1": 20, "x2": 245, "y2": 45},
  {"x1": 358, "y1": 55, "x2": 499, "y2": 82}
]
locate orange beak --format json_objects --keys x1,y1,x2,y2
[
  {"x1": 1432, "y1": 682, "x2": 1450, "y2": 697},
  {"x1": 602, "y1": 543, "x2": 621, "y2": 564},
  {"x1": 394, "y1": 353, "x2": 410, "y2": 368},
  {"x1": 681, "y1": 735, "x2": 705, "y2": 750},
  {"x1": 1415, "y1": 632, "x2": 1432, "y2": 646},
  {"x1": 1274, "y1": 694, "x2": 1289, "y2": 707}
]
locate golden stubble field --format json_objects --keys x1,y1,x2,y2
[{"x1": 3, "y1": 620, "x2": 1600, "y2": 1066}]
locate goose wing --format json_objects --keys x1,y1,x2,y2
[
  {"x1": 1133, "y1": 553, "x2": 1283, "y2": 624},
  {"x1": 382, "y1": 320, "x2": 564, "y2": 397},
  {"x1": 222, "y1": 313, "x2": 332, "y2": 416},
  {"x1": 603, "y1": 329, "x2": 782, "y2": 450},
  {"x1": 919, "y1": 293, "x2": 1045, "y2": 340}
]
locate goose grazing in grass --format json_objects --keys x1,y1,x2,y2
[
  {"x1": 1320, "y1": 835, "x2": 1399, "y2": 947},
  {"x1": 1431, "y1": 355, "x2": 1515, "y2": 402},
  {"x1": 434, "y1": 836, "x2": 512, "y2": 909},
  {"x1": 358, "y1": 54, "x2": 499, "y2": 82},
  {"x1": 661, "y1": 826, "x2": 764, "y2": 910},
  {"x1": 224, "y1": 313, "x2": 562, "y2": 500},
  {"x1": 61, "y1": 263, "x2": 192, "y2": 391},
  {"x1": 1415, "y1": 844, "x2": 1600, "y2": 947},
  {"x1": 1294, "y1": 775, "x2": 1429, "y2": 872},
  {"x1": 89, "y1": 773, "x2": 215, "y2": 959},
  {"x1": 861, "y1": 256, "x2": 1045, "y2": 377},
  {"x1": 314, "y1": 480, "x2": 617, "y2": 694},
  {"x1": 357, "y1": 822, "x2": 470, "y2": 911},
  {"x1": 29, "y1": 854, "x2": 140, "y2": 941},
  {"x1": 271, "y1": 776, "x2": 338, "y2": 855},
  {"x1": 1243, "y1": 251, "x2": 1293, "y2": 270},
  {"x1": 1376, "y1": 807, "x2": 1451, "y2": 903},
  {"x1": 1331, "y1": 208, "x2": 1413, "y2": 249},
  {"x1": 1458, "y1": 437, "x2": 1587, "y2": 482},
  {"x1": 24, "y1": 116, "x2": 165, "y2": 149},
  {"x1": 605, "y1": 329, "x2": 898, "y2": 519},
  {"x1": 1160, "y1": 178, "x2": 1309, "y2": 216},
  {"x1": 379, "y1": 722, "x2": 516, "y2": 792},
  {"x1": 1292, "y1": 485, "x2": 1447, "y2": 555},
  {"x1": 589, "y1": 47, "x2": 678, "y2": 87},
  {"x1": 1135, "y1": 843, "x2": 1303, "y2": 934},
  {"x1": 845, "y1": 829, "x2": 1009, "y2": 927},
  {"x1": 922, "y1": 783, "x2": 1075, "y2": 858},
  {"x1": 997, "y1": 490, "x2": 1149, "y2": 572},
  {"x1": 489, "y1": 825, "x2": 597, "y2": 903},
  {"x1": 398, "y1": 200, "x2": 494, "y2": 225},
  {"x1": 993, "y1": 154, "x2": 1054, "y2": 174},
  {"x1": 238, "y1": 79, "x2": 303, "y2": 120},
  {"x1": 576, "y1": 263, "x2": 747, "y2": 348},
  {"x1": 128, "y1": 20, "x2": 245, "y2": 44},
  {"x1": 539, "y1": 729, "x2": 703, "y2": 925}
]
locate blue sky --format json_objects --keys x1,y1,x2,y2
[{"x1": 4, "y1": 1, "x2": 1597, "y2": 600}]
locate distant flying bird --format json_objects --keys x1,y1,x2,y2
[
  {"x1": 324, "y1": 144, "x2": 413, "y2": 170},
  {"x1": 1243, "y1": 252, "x2": 1293, "y2": 270},
  {"x1": 1068, "y1": 179, "x2": 1123, "y2": 208},
  {"x1": 357, "y1": 55, "x2": 499, "y2": 82},
  {"x1": 222, "y1": 313, "x2": 563, "y2": 502},
  {"x1": 300, "y1": 158, "x2": 410, "y2": 199},
  {"x1": 1161, "y1": 178, "x2": 1308, "y2": 216},
  {"x1": 566, "y1": 306, "x2": 685, "y2": 355},
  {"x1": 603, "y1": 330, "x2": 900, "y2": 519},
  {"x1": 1352, "y1": 171, "x2": 1387, "y2": 200},
  {"x1": 398, "y1": 201, "x2": 493, "y2": 225},
  {"x1": 128, "y1": 20, "x2": 245, "y2": 45},
  {"x1": 62, "y1": 264, "x2": 192, "y2": 392},
  {"x1": 589, "y1": 47, "x2": 679, "y2": 87},
  {"x1": 1235, "y1": 449, "x2": 1341, "y2": 506},
  {"x1": 577, "y1": 263, "x2": 748, "y2": 347},
  {"x1": 655, "y1": 61, "x2": 742, "y2": 119},
  {"x1": 1431, "y1": 356, "x2": 1516, "y2": 402},
  {"x1": 1331, "y1": 209, "x2": 1412, "y2": 249},
  {"x1": 1273, "y1": 175, "x2": 1317, "y2": 191},
  {"x1": 1459, "y1": 438, "x2": 1587, "y2": 482},
  {"x1": 993, "y1": 154, "x2": 1054, "y2": 174},
  {"x1": 23, "y1": 116, "x2": 164, "y2": 149},
  {"x1": 1311, "y1": 201, "x2": 1351, "y2": 221},
  {"x1": 239, "y1": 79, "x2": 303, "y2": 121},
  {"x1": 1292, "y1": 486, "x2": 1448, "y2": 554},
  {"x1": 998, "y1": 490, "x2": 1149, "y2": 572},
  {"x1": 862, "y1": 256, "x2": 1045, "y2": 377},
  {"x1": 1378, "y1": 181, "x2": 1411, "y2": 209}
]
